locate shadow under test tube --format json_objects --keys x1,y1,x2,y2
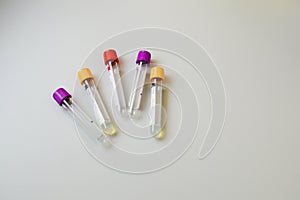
[
  {"x1": 128, "y1": 50, "x2": 151, "y2": 117},
  {"x1": 103, "y1": 49, "x2": 127, "y2": 116},
  {"x1": 150, "y1": 67, "x2": 165, "y2": 139},
  {"x1": 52, "y1": 88, "x2": 107, "y2": 143},
  {"x1": 77, "y1": 68, "x2": 117, "y2": 136}
]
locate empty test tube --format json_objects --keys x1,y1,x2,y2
[
  {"x1": 78, "y1": 68, "x2": 117, "y2": 136},
  {"x1": 52, "y1": 87, "x2": 106, "y2": 142},
  {"x1": 150, "y1": 67, "x2": 165, "y2": 139},
  {"x1": 103, "y1": 49, "x2": 127, "y2": 116},
  {"x1": 128, "y1": 50, "x2": 151, "y2": 117}
]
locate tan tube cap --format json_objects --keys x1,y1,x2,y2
[
  {"x1": 150, "y1": 66, "x2": 165, "y2": 81},
  {"x1": 78, "y1": 68, "x2": 94, "y2": 84}
]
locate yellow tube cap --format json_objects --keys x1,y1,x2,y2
[
  {"x1": 155, "y1": 130, "x2": 166, "y2": 139},
  {"x1": 150, "y1": 66, "x2": 165, "y2": 81},
  {"x1": 78, "y1": 68, "x2": 94, "y2": 84}
]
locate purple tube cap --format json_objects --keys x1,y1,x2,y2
[
  {"x1": 52, "y1": 88, "x2": 72, "y2": 106},
  {"x1": 136, "y1": 50, "x2": 151, "y2": 64}
]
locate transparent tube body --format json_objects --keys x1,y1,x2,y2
[
  {"x1": 83, "y1": 78, "x2": 117, "y2": 135},
  {"x1": 128, "y1": 62, "x2": 148, "y2": 116},
  {"x1": 150, "y1": 78, "x2": 163, "y2": 136},
  {"x1": 62, "y1": 98, "x2": 107, "y2": 143},
  {"x1": 107, "y1": 61, "x2": 127, "y2": 116}
]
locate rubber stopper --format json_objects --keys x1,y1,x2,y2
[
  {"x1": 150, "y1": 66, "x2": 165, "y2": 81},
  {"x1": 103, "y1": 49, "x2": 119, "y2": 65},
  {"x1": 78, "y1": 68, "x2": 94, "y2": 84},
  {"x1": 52, "y1": 88, "x2": 72, "y2": 106},
  {"x1": 136, "y1": 50, "x2": 151, "y2": 64}
]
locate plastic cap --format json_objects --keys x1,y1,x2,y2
[
  {"x1": 52, "y1": 88, "x2": 72, "y2": 106},
  {"x1": 103, "y1": 49, "x2": 119, "y2": 65},
  {"x1": 78, "y1": 68, "x2": 94, "y2": 84},
  {"x1": 136, "y1": 50, "x2": 151, "y2": 64},
  {"x1": 150, "y1": 66, "x2": 165, "y2": 81}
]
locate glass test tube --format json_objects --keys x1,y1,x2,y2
[
  {"x1": 150, "y1": 67, "x2": 165, "y2": 139},
  {"x1": 128, "y1": 50, "x2": 151, "y2": 117},
  {"x1": 103, "y1": 49, "x2": 127, "y2": 116},
  {"x1": 77, "y1": 68, "x2": 117, "y2": 136},
  {"x1": 52, "y1": 87, "x2": 107, "y2": 143}
]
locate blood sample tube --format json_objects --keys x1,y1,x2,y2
[
  {"x1": 128, "y1": 50, "x2": 151, "y2": 117},
  {"x1": 77, "y1": 68, "x2": 117, "y2": 136},
  {"x1": 52, "y1": 87, "x2": 107, "y2": 142},
  {"x1": 103, "y1": 49, "x2": 127, "y2": 116},
  {"x1": 149, "y1": 67, "x2": 165, "y2": 139}
]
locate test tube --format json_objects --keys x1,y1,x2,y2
[
  {"x1": 128, "y1": 50, "x2": 151, "y2": 117},
  {"x1": 77, "y1": 68, "x2": 117, "y2": 136},
  {"x1": 149, "y1": 67, "x2": 165, "y2": 139},
  {"x1": 52, "y1": 87, "x2": 107, "y2": 142},
  {"x1": 103, "y1": 49, "x2": 127, "y2": 116}
]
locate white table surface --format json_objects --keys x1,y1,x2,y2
[{"x1": 0, "y1": 1, "x2": 299, "y2": 199}]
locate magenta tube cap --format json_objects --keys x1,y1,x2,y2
[
  {"x1": 53, "y1": 88, "x2": 72, "y2": 106},
  {"x1": 136, "y1": 50, "x2": 151, "y2": 64}
]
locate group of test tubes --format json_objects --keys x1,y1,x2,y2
[{"x1": 52, "y1": 50, "x2": 166, "y2": 143}]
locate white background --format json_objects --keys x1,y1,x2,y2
[{"x1": 0, "y1": 0, "x2": 299, "y2": 199}]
